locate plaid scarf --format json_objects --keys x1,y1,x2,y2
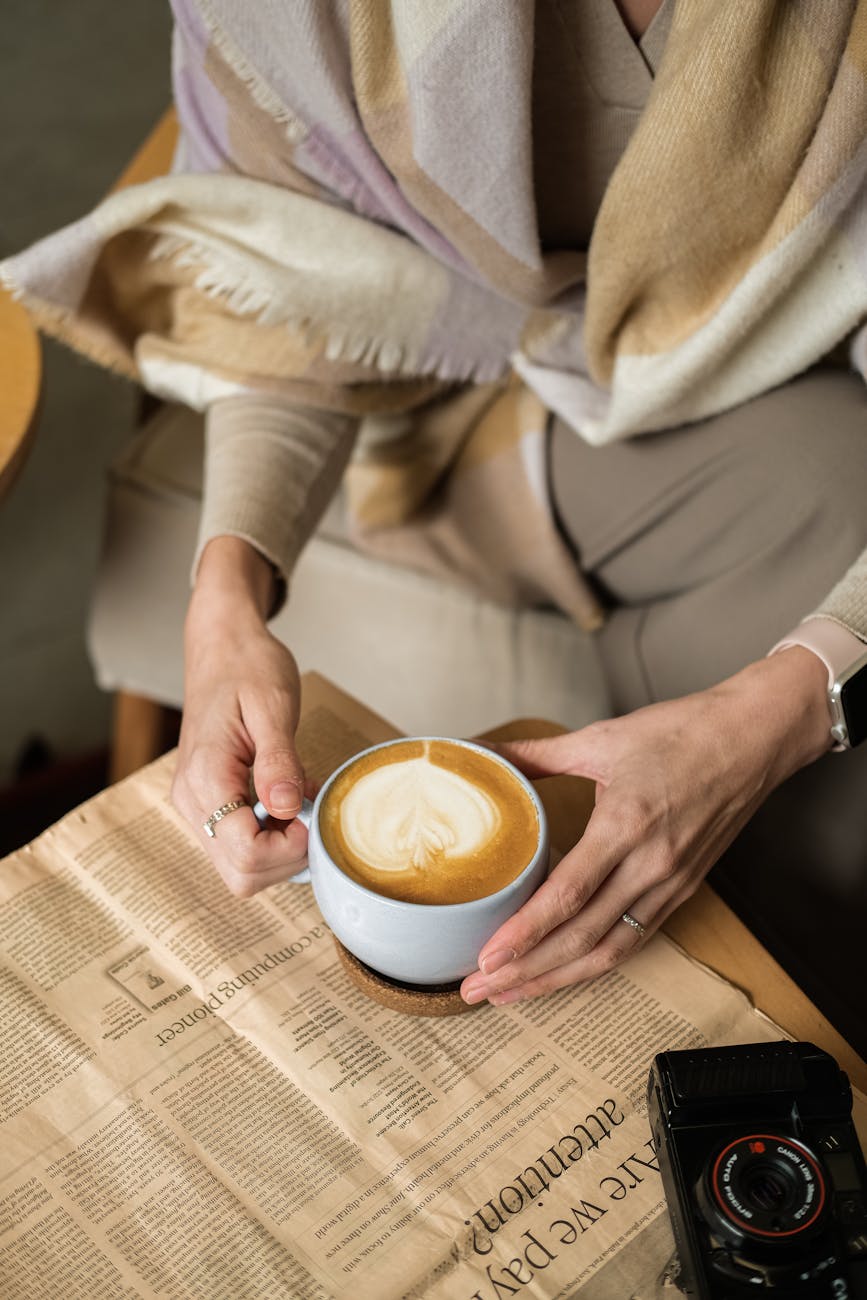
[{"x1": 3, "y1": 1, "x2": 866, "y2": 627}]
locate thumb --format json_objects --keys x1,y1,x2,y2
[
  {"x1": 488, "y1": 730, "x2": 602, "y2": 782},
  {"x1": 252, "y1": 728, "x2": 306, "y2": 818}
]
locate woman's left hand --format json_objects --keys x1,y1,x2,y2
[{"x1": 460, "y1": 648, "x2": 831, "y2": 1007}]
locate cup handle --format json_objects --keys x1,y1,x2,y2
[{"x1": 251, "y1": 797, "x2": 313, "y2": 884}]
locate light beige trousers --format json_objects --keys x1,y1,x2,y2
[{"x1": 550, "y1": 365, "x2": 867, "y2": 1055}]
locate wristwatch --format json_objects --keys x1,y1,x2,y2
[{"x1": 770, "y1": 617, "x2": 867, "y2": 750}]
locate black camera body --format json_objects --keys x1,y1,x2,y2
[{"x1": 648, "y1": 1042, "x2": 867, "y2": 1298}]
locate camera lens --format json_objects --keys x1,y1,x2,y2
[
  {"x1": 742, "y1": 1164, "x2": 793, "y2": 1213},
  {"x1": 701, "y1": 1134, "x2": 826, "y2": 1244}
]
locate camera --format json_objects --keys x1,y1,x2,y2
[{"x1": 648, "y1": 1042, "x2": 867, "y2": 1297}]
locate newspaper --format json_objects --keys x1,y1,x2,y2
[{"x1": 1, "y1": 673, "x2": 864, "y2": 1300}]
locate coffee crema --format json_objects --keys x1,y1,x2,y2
[{"x1": 319, "y1": 740, "x2": 539, "y2": 905}]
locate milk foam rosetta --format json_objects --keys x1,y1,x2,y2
[
  {"x1": 320, "y1": 739, "x2": 540, "y2": 905},
  {"x1": 337, "y1": 758, "x2": 501, "y2": 874}
]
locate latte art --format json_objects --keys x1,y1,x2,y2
[
  {"x1": 320, "y1": 739, "x2": 540, "y2": 905},
  {"x1": 336, "y1": 757, "x2": 501, "y2": 875}
]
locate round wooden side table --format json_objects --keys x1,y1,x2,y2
[{"x1": 0, "y1": 286, "x2": 42, "y2": 496}]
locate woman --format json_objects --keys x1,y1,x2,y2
[{"x1": 3, "y1": 0, "x2": 866, "y2": 1039}]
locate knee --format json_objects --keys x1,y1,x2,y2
[{"x1": 725, "y1": 367, "x2": 867, "y2": 584}]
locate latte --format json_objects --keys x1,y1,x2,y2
[{"x1": 320, "y1": 739, "x2": 539, "y2": 905}]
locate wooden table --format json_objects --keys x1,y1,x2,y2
[
  {"x1": 0, "y1": 286, "x2": 41, "y2": 496},
  {"x1": 484, "y1": 713, "x2": 867, "y2": 1096}
]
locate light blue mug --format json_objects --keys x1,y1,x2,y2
[{"x1": 255, "y1": 737, "x2": 549, "y2": 986}]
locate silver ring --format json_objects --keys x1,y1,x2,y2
[
  {"x1": 203, "y1": 799, "x2": 247, "y2": 838},
  {"x1": 621, "y1": 911, "x2": 646, "y2": 936}
]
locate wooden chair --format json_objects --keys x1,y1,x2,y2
[
  {"x1": 0, "y1": 112, "x2": 177, "y2": 785},
  {"x1": 104, "y1": 111, "x2": 182, "y2": 781}
]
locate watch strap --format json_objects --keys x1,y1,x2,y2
[{"x1": 769, "y1": 617, "x2": 867, "y2": 750}]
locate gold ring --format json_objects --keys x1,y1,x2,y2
[{"x1": 203, "y1": 799, "x2": 247, "y2": 838}]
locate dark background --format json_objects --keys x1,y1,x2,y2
[{"x1": 0, "y1": 2, "x2": 173, "y2": 849}]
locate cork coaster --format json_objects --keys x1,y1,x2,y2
[{"x1": 334, "y1": 939, "x2": 482, "y2": 1017}]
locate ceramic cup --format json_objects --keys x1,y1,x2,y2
[{"x1": 254, "y1": 736, "x2": 549, "y2": 985}]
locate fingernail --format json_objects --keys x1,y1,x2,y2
[
  {"x1": 460, "y1": 977, "x2": 488, "y2": 1003},
  {"x1": 270, "y1": 781, "x2": 302, "y2": 814},
  {"x1": 461, "y1": 979, "x2": 487, "y2": 1004},
  {"x1": 480, "y1": 947, "x2": 515, "y2": 975}
]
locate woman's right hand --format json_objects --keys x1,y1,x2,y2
[{"x1": 170, "y1": 537, "x2": 311, "y2": 897}]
